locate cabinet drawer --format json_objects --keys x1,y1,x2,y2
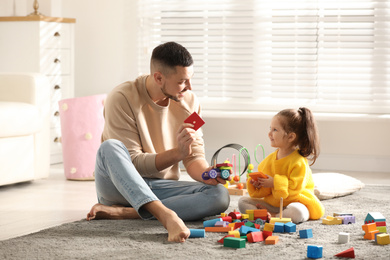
[
  {"x1": 41, "y1": 49, "x2": 71, "y2": 75},
  {"x1": 40, "y1": 22, "x2": 72, "y2": 49}
]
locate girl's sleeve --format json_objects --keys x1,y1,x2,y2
[
  {"x1": 272, "y1": 174, "x2": 289, "y2": 199},
  {"x1": 273, "y1": 161, "x2": 307, "y2": 200}
]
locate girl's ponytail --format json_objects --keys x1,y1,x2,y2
[{"x1": 297, "y1": 107, "x2": 320, "y2": 165}]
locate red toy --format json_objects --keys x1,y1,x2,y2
[{"x1": 184, "y1": 112, "x2": 205, "y2": 131}]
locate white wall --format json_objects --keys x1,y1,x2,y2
[{"x1": 7, "y1": 0, "x2": 388, "y2": 174}]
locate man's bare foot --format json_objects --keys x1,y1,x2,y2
[
  {"x1": 86, "y1": 203, "x2": 140, "y2": 220},
  {"x1": 163, "y1": 211, "x2": 190, "y2": 243}
]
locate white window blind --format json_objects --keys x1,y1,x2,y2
[{"x1": 137, "y1": 0, "x2": 390, "y2": 114}]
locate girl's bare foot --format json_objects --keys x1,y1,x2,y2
[{"x1": 86, "y1": 203, "x2": 140, "y2": 220}]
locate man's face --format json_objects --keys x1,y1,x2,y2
[{"x1": 161, "y1": 65, "x2": 194, "y2": 102}]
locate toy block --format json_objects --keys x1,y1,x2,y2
[
  {"x1": 307, "y1": 245, "x2": 323, "y2": 259},
  {"x1": 254, "y1": 223, "x2": 261, "y2": 229},
  {"x1": 376, "y1": 221, "x2": 386, "y2": 227},
  {"x1": 223, "y1": 237, "x2": 246, "y2": 248},
  {"x1": 364, "y1": 230, "x2": 379, "y2": 240},
  {"x1": 217, "y1": 234, "x2": 235, "y2": 244},
  {"x1": 263, "y1": 230, "x2": 272, "y2": 239},
  {"x1": 221, "y1": 216, "x2": 232, "y2": 222},
  {"x1": 263, "y1": 223, "x2": 274, "y2": 232},
  {"x1": 228, "y1": 230, "x2": 241, "y2": 238},
  {"x1": 334, "y1": 213, "x2": 353, "y2": 217},
  {"x1": 253, "y1": 209, "x2": 268, "y2": 221},
  {"x1": 284, "y1": 222, "x2": 296, "y2": 233},
  {"x1": 246, "y1": 210, "x2": 255, "y2": 221},
  {"x1": 365, "y1": 212, "x2": 386, "y2": 224},
  {"x1": 299, "y1": 229, "x2": 313, "y2": 239},
  {"x1": 334, "y1": 247, "x2": 355, "y2": 258},
  {"x1": 215, "y1": 221, "x2": 228, "y2": 227},
  {"x1": 265, "y1": 236, "x2": 279, "y2": 245},
  {"x1": 234, "y1": 222, "x2": 245, "y2": 230},
  {"x1": 228, "y1": 211, "x2": 242, "y2": 220},
  {"x1": 322, "y1": 215, "x2": 342, "y2": 225},
  {"x1": 270, "y1": 217, "x2": 291, "y2": 224},
  {"x1": 376, "y1": 233, "x2": 390, "y2": 245},
  {"x1": 239, "y1": 225, "x2": 259, "y2": 236},
  {"x1": 377, "y1": 226, "x2": 387, "y2": 233},
  {"x1": 228, "y1": 186, "x2": 248, "y2": 196},
  {"x1": 241, "y1": 213, "x2": 249, "y2": 220},
  {"x1": 273, "y1": 222, "x2": 285, "y2": 233},
  {"x1": 362, "y1": 222, "x2": 377, "y2": 233},
  {"x1": 338, "y1": 232, "x2": 350, "y2": 244},
  {"x1": 220, "y1": 213, "x2": 227, "y2": 217},
  {"x1": 189, "y1": 229, "x2": 206, "y2": 238},
  {"x1": 205, "y1": 226, "x2": 233, "y2": 233},
  {"x1": 255, "y1": 218, "x2": 265, "y2": 226},
  {"x1": 203, "y1": 218, "x2": 222, "y2": 227},
  {"x1": 244, "y1": 221, "x2": 256, "y2": 228},
  {"x1": 247, "y1": 231, "x2": 264, "y2": 243}
]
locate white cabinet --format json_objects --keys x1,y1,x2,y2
[{"x1": 0, "y1": 16, "x2": 76, "y2": 164}]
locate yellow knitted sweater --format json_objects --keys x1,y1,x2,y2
[{"x1": 247, "y1": 149, "x2": 324, "y2": 220}]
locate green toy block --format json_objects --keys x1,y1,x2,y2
[{"x1": 223, "y1": 237, "x2": 246, "y2": 248}]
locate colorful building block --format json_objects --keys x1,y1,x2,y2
[
  {"x1": 362, "y1": 223, "x2": 380, "y2": 240},
  {"x1": 263, "y1": 230, "x2": 272, "y2": 239},
  {"x1": 247, "y1": 231, "x2": 264, "y2": 243},
  {"x1": 217, "y1": 235, "x2": 235, "y2": 244},
  {"x1": 338, "y1": 232, "x2": 350, "y2": 244},
  {"x1": 307, "y1": 245, "x2": 323, "y2": 259},
  {"x1": 228, "y1": 230, "x2": 241, "y2": 238},
  {"x1": 376, "y1": 233, "x2": 390, "y2": 245},
  {"x1": 300, "y1": 229, "x2": 313, "y2": 239},
  {"x1": 265, "y1": 236, "x2": 279, "y2": 245},
  {"x1": 239, "y1": 225, "x2": 259, "y2": 236},
  {"x1": 284, "y1": 222, "x2": 296, "y2": 233},
  {"x1": 334, "y1": 247, "x2": 355, "y2": 258},
  {"x1": 189, "y1": 229, "x2": 206, "y2": 238},
  {"x1": 223, "y1": 237, "x2": 246, "y2": 248},
  {"x1": 273, "y1": 222, "x2": 285, "y2": 233},
  {"x1": 263, "y1": 223, "x2": 274, "y2": 232},
  {"x1": 270, "y1": 217, "x2": 291, "y2": 224},
  {"x1": 205, "y1": 226, "x2": 233, "y2": 233},
  {"x1": 253, "y1": 209, "x2": 268, "y2": 221},
  {"x1": 203, "y1": 218, "x2": 222, "y2": 227},
  {"x1": 322, "y1": 215, "x2": 342, "y2": 225}
]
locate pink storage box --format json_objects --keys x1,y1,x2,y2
[{"x1": 58, "y1": 94, "x2": 106, "y2": 180}]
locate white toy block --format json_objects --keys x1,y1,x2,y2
[{"x1": 338, "y1": 232, "x2": 350, "y2": 244}]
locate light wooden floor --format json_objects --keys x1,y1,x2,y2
[{"x1": 0, "y1": 164, "x2": 389, "y2": 241}]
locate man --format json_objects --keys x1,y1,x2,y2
[{"x1": 86, "y1": 42, "x2": 230, "y2": 243}]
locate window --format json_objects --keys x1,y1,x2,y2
[{"x1": 138, "y1": 0, "x2": 390, "y2": 114}]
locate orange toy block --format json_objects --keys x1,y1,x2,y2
[
  {"x1": 265, "y1": 235, "x2": 279, "y2": 245},
  {"x1": 254, "y1": 209, "x2": 268, "y2": 221},
  {"x1": 205, "y1": 226, "x2": 233, "y2": 233},
  {"x1": 362, "y1": 223, "x2": 380, "y2": 240},
  {"x1": 248, "y1": 172, "x2": 268, "y2": 181},
  {"x1": 334, "y1": 247, "x2": 355, "y2": 258}
]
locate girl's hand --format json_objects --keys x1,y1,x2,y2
[
  {"x1": 250, "y1": 178, "x2": 262, "y2": 189},
  {"x1": 259, "y1": 175, "x2": 274, "y2": 188}
]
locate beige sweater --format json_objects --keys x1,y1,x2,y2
[{"x1": 101, "y1": 75, "x2": 206, "y2": 180}]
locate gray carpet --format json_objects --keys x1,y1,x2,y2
[{"x1": 1, "y1": 185, "x2": 389, "y2": 260}]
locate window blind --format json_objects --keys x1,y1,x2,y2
[{"x1": 137, "y1": 0, "x2": 390, "y2": 114}]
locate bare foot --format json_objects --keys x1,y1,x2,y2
[
  {"x1": 86, "y1": 203, "x2": 140, "y2": 220},
  {"x1": 163, "y1": 211, "x2": 190, "y2": 243}
]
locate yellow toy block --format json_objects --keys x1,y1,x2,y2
[
  {"x1": 322, "y1": 215, "x2": 342, "y2": 225},
  {"x1": 263, "y1": 223, "x2": 274, "y2": 232},
  {"x1": 221, "y1": 213, "x2": 227, "y2": 217},
  {"x1": 265, "y1": 236, "x2": 279, "y2": 245},
  {"x1": 270, "y1": 217, "x2": 291, "y2": 224},
  {"x1": 228, "y1": 230, "x2": 241, "y2": 238},
  {"x1": 377, "y1": 226, "x2": 387, "y2": 233},
  {"x1": 241, "y1": 213, "x2": 249, "y2": 220},
  {"x1": 377, "y1": 233, "x2": 390, "y2": 245}
]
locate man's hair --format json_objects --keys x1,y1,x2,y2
[{"x1": 150, "y1": 42, "x2": 193, "y2": 75}]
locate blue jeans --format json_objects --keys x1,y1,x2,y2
[{"x1": 94, "y1": 139, "x2": 230, "y2": 221}]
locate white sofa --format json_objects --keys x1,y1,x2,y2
[{"x1": 0, "y1": 73, "x2": 50, "y2": 186}]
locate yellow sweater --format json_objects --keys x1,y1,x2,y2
[
  {"x1": 247, "y1": 149, "x2": 324, "y2": 220},
  {"x1": 101, "y1": 75, "x2": 206, "y2": 180}
]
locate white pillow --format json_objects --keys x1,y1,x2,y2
[{"x1": 312, "y1": 172, "x2": 365, "y2": 200}]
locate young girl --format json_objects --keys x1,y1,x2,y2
[{"x1": 238, "y1": 107, "x2": 325, "y2": 223}]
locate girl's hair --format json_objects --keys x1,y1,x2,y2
[{"x1": 276, "y1": 107, "x2": 320, "y2": 165}]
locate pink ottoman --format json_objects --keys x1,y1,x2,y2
[{"x1": 58, "y1": 94, "x2": 106, "y2": 180}]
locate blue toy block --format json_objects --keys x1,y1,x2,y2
[
  {"x1": 239, "y1": 225, "x2": 260, "y2": 236},
  {"x1": 300, "y1": 229, "x2": 313, "y2": 239},
  {"x1": 273, "y1": 222, "x2": 285, "y2": 233},
  {"x1": 307, "y1": 245, "x2": 323, "y2": 259},
  {"x1": 189, "y1": 229, "x2": 205, "y2": 238},
  {"x1": 203, "y1": 218, "x2": 222, "y2": 227},
  {"x1": 285, "y1": 222, "x2": 296, "y2": 233}
]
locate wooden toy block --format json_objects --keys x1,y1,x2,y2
[
  {"x1": 241, "y1": 213, "x2": 249, "y2": 220},
  {"x1": 376, "y1": 233, "x2": 390, "y2": 245},
  {"x1": 362, "y1": 222, "x2": 377, "y2": 232},
  {"x1": 364, "y1": 212, "x2": 386, "y2": 224},
  {"x1": 233, "y1": 222, "x2": 245, "y2": 230},
  {"x1": 248, "y1": 171, "x2": 268, "y2": 181},
  {"x1": 364, "y1": 230, "x2": 379, "y2": 240},
  {"x1": 284, "y1": 222, "x2": 296, "y2": 233},
  {"x1": 273, "y1": 222, "x2": 285, "y2": 233},
  {"x1": 307, "y1": 245, "x2": 323, "y2": 259},
  {"x1": 270, "y1": 217, "x2": 291, "y2": 224},
  {"x1": 228, "y1": 230, "x2": 241, "y2": 238},
  {"x1": 203, "y1": 218, "x2": 222, "y2": 227},
  {"x1": 338, "y1": 232, "x2": 350, "y2": 244},
  {"x1": 228, "y1": 186, "x2": 248, "y2": 196},
  {"x1": 217, "y1": 234, "x2": 235, "y2": 244},
  {"x1": 239, "y1": 225, "x2": 260, "y2": 236},
  {"x1": 334, "y1": 247, "x2": 355, "y2": 258},
  {"x1": 223, "y1": 237, "x2": 246, "y2": 248},
  {"x1": 377, "y1": 226, "x2": 387, "y2": 233},
  {"x1": 299, "y1": 229, "x2": 313, "y2": 239},
  {"x1": 322, "y1": 215, "x2": 342, "y2": 225},
  {"x1": 244, "y1": 221, "x2": 255, "y2": 228},
  {"x1": 262, "y1": 230, "x2": 272, "y2": 239},
  {"x1": 220, "y1": 213, "x2": 227, "y2": 217},
  {"x1": 205, "y1": 226, "x2": 233, "y2": 233},
  {"x1": 228, "y1": 211, "x2": 242, "y2": 220},
  {"x1": 253, "y1": 209, "x2": 268, "y2": 220},
  {"x1": 247, "y1": 231, "x2": 264, "y2": 243},
  {"x1": 189, "y1": 229, "x2": 206, "y2": 238},
  {"x1": 265, "y1": 235, "x2": 279, "y2": 245},
  {"x1": 221, "y1": 216, "x2": 232, "y2": 222},
  {"x1": 263, "y1": 223, "x2": 274, "y2": 232}
]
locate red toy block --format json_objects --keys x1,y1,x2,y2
[
  {"x1": 229, "y1": 211, "x2": 242, "y2": 220},
  {"x1": 217, "y1": 235, "x2": 235, "y2": 244},
  {"x1": 221, "y1": 216, "x2": 233, "y2": 222},
  {"x1": 263, "y1": 230, "x2": 273, "y2": 239},
  {"x1": 247, "y1": 231, "x2": 264, "y2": 243},
  {"x1": 335, "y1": 247, "x2": 355, "y2": 258},
  {"x1": 233, "y1": 222, "x2": 245, "y2": 230}
]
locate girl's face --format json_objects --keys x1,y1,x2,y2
[{"x1": 268, "y1": 116, "x2": 289, "y2": 148}]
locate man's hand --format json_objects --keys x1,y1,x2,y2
[{"x1": 176, "y1": 123, "x2": 197, "y2": 159}]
